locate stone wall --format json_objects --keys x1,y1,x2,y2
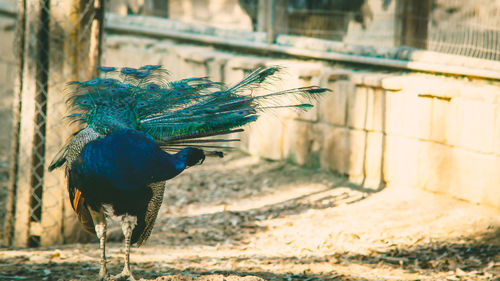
[{"x1": 103, "y1": 35, "x2": 500, "y2": 209}]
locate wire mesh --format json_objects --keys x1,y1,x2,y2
[
  {"x1": 427, "y1": 0, "x2": 500, "y2": 61},
  {"x1": 274, "y1": 0, "x2": 378, "y2": 41},
  {"x1": 278, "y1": 0, "x2": 500, "y2": 61}
]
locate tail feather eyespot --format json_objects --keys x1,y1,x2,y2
[
  {"x1": 135, "y1": 70, "x2": 150, "y2": 78},
  {"x1": 121, "y1": 67, "x2": 137, "y2": 75},
  {"x1": 98, "y1": 66, "x2": 116, "y2": 72}
]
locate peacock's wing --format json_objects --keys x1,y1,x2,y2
[
  {"x1": 49, "y1": 127, "x2": 101, "y2": 172},
  {"x1": 134, "y1": 181, "x2": 165, "y2": 246}
]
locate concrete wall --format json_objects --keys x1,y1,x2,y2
[{"x1": 103, "y1": 35, "x2": 500, "y2": 209}]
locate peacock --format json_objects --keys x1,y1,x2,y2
[{"x1": 48, "y1": 65, "x2": 329, "y2": 281}]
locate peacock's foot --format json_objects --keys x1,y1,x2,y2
[
  {"x1": 109, "y1": 270, "x2": 136, "y2": 281},
  {"x1": 98, "y1": 268, "x2": 109, "y2": 281}
]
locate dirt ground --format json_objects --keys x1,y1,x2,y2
[{"x1": 0, "y1": 151, "x2": 500, "y2": 281}]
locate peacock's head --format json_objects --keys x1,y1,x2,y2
[{"x1": 177, "y1": 147, "x2": 205, "y2": 167}]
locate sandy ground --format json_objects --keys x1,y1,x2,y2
[{"x1": 0, "y1": 151, "x2": 499, "y2": 281}]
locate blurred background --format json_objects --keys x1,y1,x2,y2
[{"x1": 0, "y1": 0, "x2": 499, "y2": 280}]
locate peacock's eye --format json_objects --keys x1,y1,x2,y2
[
  {"x1": 79, "y1": 99, "x2": 90, "y2": 105},
  {"x1": 141, "y1": 65, "x2": 161, "y2": 70},
  {"x1": 121, "y1": 67, "x2": 137, "y2": 75},
  {"x1": 146, "y1": 84, "x2": 160, "y2": 91},
  {"x1": 85, "y1": 78, "x2": 100, "y2": 86},
  {"x1": 98, "y1": 66, "x2": 116, "y2": 72},
  {"x1": 135, "y1": 70, "x2": 150, "y2": 78},
  {"x1": 137, "y1": 101, "x2": 147, "y2": 107},
  {"x1": 102, "y1": 79, "x2": 114, "y2": 86}
]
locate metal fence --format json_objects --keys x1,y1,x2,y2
[
  {"x1": 2, "y1": 0, "x2": 104, "y2": 247},
  {"x1": 110, "y1": 0, "x2": 500, "y2": 61},
  {"x1": 427, "y1": 0, "x2": 500, "y2": 61}
]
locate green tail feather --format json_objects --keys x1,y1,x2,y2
[{"x1": 64, "y1": 65, "x2": 329, "y2": 150}]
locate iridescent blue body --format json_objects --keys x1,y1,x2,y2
[
  {"x1": 68, "y1": 129, "x2": 203, "y2": 243},
  {"x1": 48, "y1": 65, "x2": 328, "y2": 280}
]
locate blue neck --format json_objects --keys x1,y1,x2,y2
[{"x1": 77, "y1": 129, "x2": 197, "y2": 190}]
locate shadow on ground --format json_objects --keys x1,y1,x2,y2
[{"x1": 1, "y1": 152, "x2": 499, "y2": 280}]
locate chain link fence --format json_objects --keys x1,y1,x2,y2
[{"x1": 2, "y1": 0, "x2": 104, "y2": 247}]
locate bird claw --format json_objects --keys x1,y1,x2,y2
[
  {"x1": 109, "y1": 271, "x2": 136, "y2": 281},
  {"x1": 98, "y1": 269, "x2": 109, "y2": 281}
]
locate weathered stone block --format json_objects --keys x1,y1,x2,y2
[
  {"x1": 447, "y1": 147, "x2": 497, "y2": 205},
  {"x1": 383, "y1": 135, "x2": 420, "y2": 188},
  {"x1": 416, "y1": 141, "x2": 454, "y2": 194},
  {"x1": 342, "y1": 130, "x2": 384, "y2": 188},
  {"x1": 103, "y1": 44, "x2": 163, "y2": 69},
  {"x1": 456, "y1": 98, "x2": 495, "y2": 153},
  {"x1": 346, "y1": 83, "x2": 385, "y2": 132},
  {"x1": 246, "y1": 114, "x2": 284, "y2": 160},
  {"x1": 154, "y1": 41, "x2": 179, "y2": 75},
  {"x1": 429, "y1": 98, "x2": 450, "y2": 144},
  {"x1": 494, "y1": 104, "x2": 500, "y2": 156},
  {"x1": 319, "y1": 80, "x2": 351, "y2": 126},
  {"x1": 347, "y1": 129, "x2": 366, "y2": 185},
  {"x1": 364, "y1": 132, "x2": 384, "y2": 189},
  {"x1": 174, "y1": 46, "x2": 215, "y2": 78},
  {"x1": 347, "y1": 86, "x2": 368, "y2": 130},
  {"x1": 313, "y1": 124, "x2": 349, "y2": 175},
  {"x1": 417, "y1": 141, "x2": 500, "y2": 206},
  {"x1": 384, "y1": 91, "x2": 432, "y2": 140},
  {"x1": 104, "y1": 35, "x2": 158, "y2": 50},
  {"x1": 206, "y1": 52, "x2": 233, "y2": 82},
  {"x1": 365, "y1": 88, "x2": 385, "y2": 132},
  {"x1": 442, "y1": 98, "x2": 462, "y2": 148},
  {"x1": 357, "y1": 73, "x2": 393, "y2": 88},
  {"x1": 283, "y1": 120, "x2": 314, "y2": 166}
]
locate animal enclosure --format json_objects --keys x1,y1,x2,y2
[{"x1": 0, "y1": 0, "x2": 499, "y2": 280}]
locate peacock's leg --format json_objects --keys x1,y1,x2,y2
[
  {"x1": 89, "y1": 208, "x2": 108, "y2": 281},
  {"x1": 111, "y1": 214, "x2": 137, "y2": 281}
]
